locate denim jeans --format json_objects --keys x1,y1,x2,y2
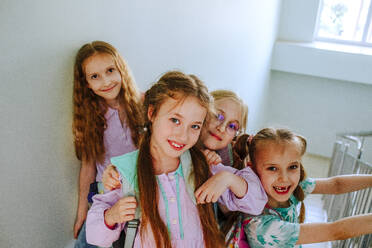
[{"x1": 74, "y1": 222, "x2": 97, "y2": 248}]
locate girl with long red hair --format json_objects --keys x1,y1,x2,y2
[{"x1": 72, "y1": 41, "x2": 143, "y2": 247}]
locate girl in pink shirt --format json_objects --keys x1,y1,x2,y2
[{"x1": 72, "y1": 41, "x2": 143, "y2": 246}]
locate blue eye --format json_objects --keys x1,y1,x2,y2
[
  {"x1": 191, "y1": 124, "x2": 201, "y2": 130},
  {"x1": 108, "y1": 67, "x2": 115, "y2": 73},
  {"x1": 171, "y1": 118, "x2": 180, "y2": 124}
]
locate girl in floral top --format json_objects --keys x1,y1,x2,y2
[{"x1": 226, "y1": 128, "x2": 372, "y2": 248}]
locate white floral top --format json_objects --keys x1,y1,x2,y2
[{"x1": 241, "y1": 178, "x2": 316, "y2": 248}]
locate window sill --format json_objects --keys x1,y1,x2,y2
[{"x1": 271, "y1": 40, "x2": 372, "y2": 85}]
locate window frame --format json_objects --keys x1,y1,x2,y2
[{"x1": 314, "y1": 0, "x2": 372, "y2": 47}]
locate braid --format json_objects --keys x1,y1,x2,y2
[{"x1": 294, "y1": 163, "x2": 306, "y2": 223}]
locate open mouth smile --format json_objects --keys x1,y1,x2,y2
[
  {"x1": 273, "y1": 186, "x2": 291, "y2": 195},
  {"x1": 168, "y1": 140, "x2": 186, "y2": 151}
]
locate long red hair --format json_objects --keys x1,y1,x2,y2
[
  {"x1": 72, "y1": 41, "x2": 143, "y2": 163},
  {"x1": 137, "y1": 71, "x2": 225, "y2": 248}
]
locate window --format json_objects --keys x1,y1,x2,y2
[{"x1": 316, "y1": 0, "x2": 372, "y2": 46}]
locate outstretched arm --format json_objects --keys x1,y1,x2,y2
[
  {"x1": 297, "y1": 213, "x2": 372, "y2": 244},
  {"x1": 312, "y1": 174, "x2": 372, "y2": 195}
]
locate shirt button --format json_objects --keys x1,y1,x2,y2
[
  {"x1": 170, "y1": 197, "x2": 176, "y2": 203},
  {"x1": 172, "y1": 219, "x2": 177, "y2": 225}
]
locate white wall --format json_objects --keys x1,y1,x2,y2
[
  {"x1": 265, "y1": 71, "x2": 372, "y2": 158},
  {"x1": 267, "y1": 0, "x2": 372, "y2": 159},
  {"x1": 0, "y1": 0, "x2": 281, "y2": 247},
  {"x1": 277, "y1": 0, "x2": 320, "y2": 42}
]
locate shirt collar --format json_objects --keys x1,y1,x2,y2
[{"x1": 104, "y1": 106, "x2": 117, "y2": 119}]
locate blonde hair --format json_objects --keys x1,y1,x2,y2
[
  {"x1": 137, "y1": 71, "x2": 224, "y2": 248},
  {"x1": 211, "y1": 90, "x2": 248, "y2": 133},
  {"x1": 72, "y1": 41, "x2": 143, "y2": 163},
  {"x1": 249, "y1": 127, "x2": 307, "y2": 223}
]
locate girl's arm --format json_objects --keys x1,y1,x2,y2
[
  {"x1": 86, "y1": 189, "x2": 129, "y2": 247},
  {"x1": 74, "y1": 157, "x2": 96, "y2": 238},
  {"x1": 196, "y1": 164, "x2": 267, "y2": 215},
  {"x1": 195, "y1": 170, "x2": 247, "y2": 203},
  {"x1": 297, "y1": 213, "x2": 372, "y2": 244},
  {"x1": 312, "y1": 174, "x2": 372, "y2": 195}
]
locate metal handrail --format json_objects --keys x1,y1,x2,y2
[
  {"x1": 337, "y1": 131, "x2": 372, "y2": 160},
  {"x1": 324, "y1": 131, "x2": 372, "y2": 247}
]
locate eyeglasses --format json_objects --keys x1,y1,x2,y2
[{"x1": 215, "y1": 113, "x2": 240, "y2": 136}]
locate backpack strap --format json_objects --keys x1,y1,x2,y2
[
  {"x1": 180, "y1": 150, "x2": 196, "y2": 204},
  {"x1": 111, "y1": 150, "x2": 141, "y2": 248},
  {"x1": 111, "y1": 149, "x2": 197, "y2": 247},
  {"x1": 123, "y1": 219, "x2": 140, "y2": 248}
]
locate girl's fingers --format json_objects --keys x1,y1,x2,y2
[
  {"x1": 111, "y1": 168, "x2": 120, "y2": 181},
  {"x1": 212, "y1": 194, "x2": 219, "y2": 203},
  {"x1": 122, "y1": 214, "x2": 135, "y2": 222},
  {"x1": 123, "y1": 196, "x2": 137, "y2": 203},
  {"x1": 194, "y1": 184, "x2": 206, "y2": 198},
  {"x1": 197, "y1": 189, "x2": 209, "y2": 204},
  {"x1": 203, "y1": 149, "x2": 211, "y2": 156},
  {"x1": 119, "y1": 208, "x2": 136, "y2": 218},
  {"x1": 205, "y1": 192, "x2": 214, "y2": 203}
]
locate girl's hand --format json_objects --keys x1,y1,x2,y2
[
  {"x1": 104, "y1": 196, "x2": 137, "y2": 226},
  {"x1": 203, "y1": 149, "x2": 222, "y2": 166},
  {"x1": 194, "y1": 171, "x2": 232, "y2": 204},
  {"x1": 102, "y1": 165, "x2": 121, "y2": 190},
  {"x1": 73, "y1": 207, "x2": 87, "y2": 238}
]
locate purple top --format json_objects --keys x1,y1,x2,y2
[
  {"x1": 86, "y1": 159, "x2": 267, "y2": 247},
  {"x1": 217, "y1": 144, "x2": 233, "y2": 167},
  {"x1": 96, "y1": 107, "x2": 136, "y2": 182}
]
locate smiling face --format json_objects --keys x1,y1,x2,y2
[
  {"x1": 200, "y1": 98, "x2": 242, "y2": 151},
  {"x1": 83, "y1": 52, "x2": 122, "y2": 107},
  {"x1": 255, "y1": 141, "x2": 302, "y2": 208},
  {"x1": 149, "y1": 95, "x2": 207, "y2": 162}
]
